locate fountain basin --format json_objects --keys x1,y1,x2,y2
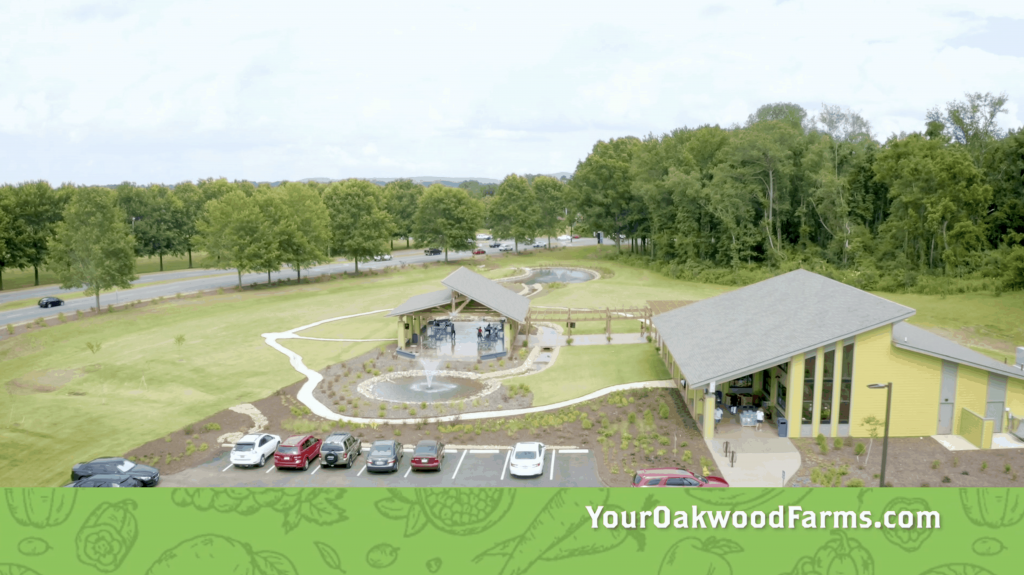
[
  {"x1": 523, "y1": 267, "x2": 595, "y2": 285},
  {"x1": 370, "y1": 375, "x2": 485, "y2": 402}
]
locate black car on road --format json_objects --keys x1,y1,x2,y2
[
  {"x1": 366, "y1": 440, "x2": 403, "y2": 473},
  {"x1": 64, "y1": 474, "x2": 145, "y2": 488},
  {"x1": 71, "y1": 457, "x2": 160, "y2": 486},
  {"x1": 424, "y1": 248, "x2": 442, "y2": 256},
  {"x1": 38, "y1": 297, "x2": 64, "y2": 308},
  {"x1": 321, "y1": 432, "x2": 362, "y2": 468}
]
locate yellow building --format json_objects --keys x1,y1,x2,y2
[{"x1": 651, "y1": 269, "x2": 1024, "y2": 449}]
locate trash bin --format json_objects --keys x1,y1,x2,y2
[
  {"x1": 411, "y1": 333, "x2": 419, "y2": 344},
  {"x1": 777, "y1": 417, "x2": 788, "y2": 437}
]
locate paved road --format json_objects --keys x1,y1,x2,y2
[
  {"x1": 0, "y1": 238, "x2": 599, "y2": 325},
  {"x1": 159, "y1": 447, "x2": 603, "y2": 488}
]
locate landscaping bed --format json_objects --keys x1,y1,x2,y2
[{"x1": 789, "y1": 435, "x2": 1024, "y2": 487}]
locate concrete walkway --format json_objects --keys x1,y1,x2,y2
[{"x1": 706, "y1": 419, "x2": 802, "y2": 487}]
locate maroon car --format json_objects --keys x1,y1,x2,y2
[
  {"x1": 274, "y1": 435, "x2": 321, "y2": 470},
  {"x1": 472, "y1": 248, "x2": 486, "y2": 255},
  {"x1": 410, "y1": 440, "x2": 446, "y2": 471},
  {"x1": 631, "y1": 468, "x2": 729, "y2": 488}
]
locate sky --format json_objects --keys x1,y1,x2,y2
[{"x1": 2, "y1": 0, "x2": 1023, "y2": 185}]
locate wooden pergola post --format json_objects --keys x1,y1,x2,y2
[
  {"x1": 567, "y1": 308, "x2": 572, "y2": 339},
  {"x1": 605, "y1": 307, "x2": 611, "y2": 338}
]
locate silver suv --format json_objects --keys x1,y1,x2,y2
[{"x1": 320, "y1": 432, "x2": 362, "y2": 468}]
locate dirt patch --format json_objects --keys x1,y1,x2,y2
[
  {"x1": 5, "y1": 368, "x2": 83, "y2": 394},
  {"x1": 311, "y1": 344, "x2": 536, "y2": 419},
  {"x1": 789, "y1": 436, "x2": 1024, "y2": 487},
  {"x1": 922, "y1": 325, "x2": 1017, "y2": 356},
  {"x1": 124, "y1": 405, "x2": 260, "y2": 475},
  {"x1": 647, "y1": 300, "x2": 695, "y2": 316}
]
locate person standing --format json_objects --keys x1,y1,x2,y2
[
  {"x1": 714, "y1": 406, "x2": 723, "y2": 433},
  {"x1": 755, "y1": 407, "x2": 764, "y2": 431}
]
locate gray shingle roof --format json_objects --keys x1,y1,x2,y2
[
  {"x1": 892, "y1": 322, "x2": 1024, "y2": 381},
  {"x1": 652, "y1": 269, "x2": 916, "y2": 388},
  {"x1": 441, "y1": 267, "x2": 530, "y2": 323},
  {"x1": 386, "y1": 288, "x2": 453, "y2": 317}
]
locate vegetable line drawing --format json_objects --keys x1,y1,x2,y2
[
  {"x1": 366, "y1": 543, "x2": 399, "y2": 569},
  {"x1": 880, "y1": 497, "x2": 933, "y2": 552},
  {"x1": 781, "y1": 530, "x2": 873, "y2": 575},
  {"x1": 659, "y1": 536, "x2": 741, "y2": 575},
  {"x1": 146, "y1": 534, "x2": 296, "y2": 575},
  {"x1": 426, "y1": 557, "x2": 442, "y2": 573},
  {"x1": 375, "y1": 488, "x2": 514, "y2": 537},
  {"x1": 919, "y1": 565, "x2": 997, "y2": 575},
  {"x1": 17, "y1": 538, "x2": 51, "y2": 557},
  {"x1": 0, "y1": 564, "x2": 42, "y2": 575},
  {"x1": 959, "y1": 489, "x2": 1024, "y2": 528},
  {"x1": 75, "y1": 500, "x2": 139, "y2": 573},
  {"x1": 970, "y1": 538, "x2": 1004, "y2": 556},
  {"x1": 171, "y1": 488, "x2": 347, "y2": 533},
  {"x1": 6, "y1": 489, "x2": 76, "y2": 528},
  {"x1": 314, "y1": 541, "x2": 346, "y2": 573}
]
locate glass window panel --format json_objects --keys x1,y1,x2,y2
[{"x1": 840, "y1": 344, "x2": 854, "y2": 424}]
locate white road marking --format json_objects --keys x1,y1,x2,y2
[
  {"x1": 404, "y1": 466, "x2": 412, "y2": 478},
  {"x1": 311, "y1": 464, "x2": 321, "y2": 476},
  {"x1": 469, "y1": 449, "x2": 499, "y2": 454},
  {"x1": 266, "y1": 465, "x2": 275, "y2": 473},
  {"x1": 451, "y1": 450, "x2": 468, "y2": 480},
  {"x1": 500, "y1": 449, "x2": 511, "y2": 481},
  {"x1": 549, "y1": 449, "x2": 556, "y2": 480},
  {"x1": 446, "y1": 449, "x2": 458, "y2": 454},
  {"x1": 357, "y1": 465, "x2": 366, "y2": 476},
  {"x1": 559, "y1": 449, "x2": 589, "y2": 454},
  {"x1": 222, "y1": 464, "x2": 233, "y2": 472}
]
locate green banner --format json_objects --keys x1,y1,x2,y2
[{"x1": 1, "y1": 488, "x2": 1021, "y2": 574}]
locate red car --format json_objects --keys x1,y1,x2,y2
[
  {"x1": 274, "y1": 435, "x2": 321, "y2": 470},
  {"x1": 472, "y1": 248, "x2": 486, "y2": 255},
  {"x1": 410, "y1": 440, "x2": 446, "y2": 471},
  {"x1": 572, "y1": 234, "x2": 580, "y2": 239},
  {"x1": 631, "y1": 468, "x2": 729, "y2": 488}
]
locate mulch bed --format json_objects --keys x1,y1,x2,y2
[{"x1": 789, "y1": 435, "x2": 1024, "y2": 487}]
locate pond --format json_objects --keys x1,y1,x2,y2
[
  {"x1": 522, "y1": 268, "x2": 595, "y2": 285},
  {"x1": 371, "y1": 375, "x2": 485, "y2": 403}
]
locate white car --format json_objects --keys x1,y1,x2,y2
[
  {"x1": 476, "y1": 233, "x2": 492, "y2": 240},
  {"x1": 230, "y1": 433, "x2": 281, "y2": 468},
  {"x1": 498, "y1": 244, "x2": 514, "y2": 252},
  {"x1": 509, "y1": 442, "x2": 546, "y2": 477},
  {"x1": 556, "y1": 235, "x2": 571, "y2": 241},
  {"x1": 532, "y1": 241, "x2": 545, "y2": 248},
  {"x1": 373, "y1": 254, "x2": 392, "y2": 261}
]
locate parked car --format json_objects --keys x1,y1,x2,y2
[
  {"x1": 572, "y1": 234, "x2": 580, "y2": 239},
  {"x1": 556, "y1": 235, "x2": 571, "y2": 241},
  {"x1": 498, "y1": 244, "x2": 514, "y2": 252},
  {"x1": 229, "y1": 433, "x2": 281, "y2": 468},
  {"x1": 476, "y1": 233, "x2": 492, "y2": 240},
  {"x1": 274, "y1": 435, "x2": 321, "y2": 470},
  {"x1": 410, "y1": 440, "x2": 445, "y2": 471},
  {"x1": 424, "y1": 248, "x2": 442, "y2": 256},
  {"x1": 489, "y1": 241, "x2": 502, "y2": 248},
  {"x1": 509, "y1": 442, "x2": 546, "y2": 477},
  {"x1": 630, "y1": 468, "x2": 730, "y2": 488},
  {"x1": 366, "y1": 440, "x2": 403, "y2": 473},
  {"x1": 71, "y1": 457, "x2": 160, "y2": 486},
  {"x1": 38, "y1": 297, "x2": 64, "y2": 308},
  {"x1": 64, "y1": 474, "x2": 146, "y2": 488},
  {"x1": 321, "y1": 432, "x2": 362, "y2": 468},
  {"x1": 472, "y1": 248, "x2": 486, "y2": 255},
  {"x1": 373, "y1": 254, "x2": 392, "y2": 261},
  {"x1": 532, "y1": 241, "x2": 545, "y2": 248}
]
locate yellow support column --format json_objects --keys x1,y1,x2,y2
[
  {"x1": 754, "y1": 371, "x2": 763, "y2": 395},
  {"x1": 788, "y1": 354, "x2": 805, "y2": 438},
  {"x1": 831, "y1": 344, "x2": 844, "y2": 438},
  {"x1": 811, "y1": 347, "x2": 825, "y2": 437},
  {"x1": 397, "y1": 317, "x2": 405, "y2": 350},
  {"x1": 703, "y1": 391, "x2": 716, "y2": 440}
]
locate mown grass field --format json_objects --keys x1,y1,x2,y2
[
  {"x1": 0, "y1": 253, "x2": 219, "y2": 292},
  {"x1": 2, "y1": 245, "x2": 1022, "y2": 486}
]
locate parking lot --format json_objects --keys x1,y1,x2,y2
[{"x1": 159, "y1": 447, "x2": 604, "y2": 487}]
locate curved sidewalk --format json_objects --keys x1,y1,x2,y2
[{"x1": 262, "y1": 310, "x2": 676, "y2": 424}]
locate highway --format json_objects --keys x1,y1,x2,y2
[{"x1": 0, "y1": 237, "x2": 599, "y2": 326}]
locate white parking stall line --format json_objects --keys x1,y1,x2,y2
[
  {"x1": 447, "y1": 449, "x2": 458, "y2": 454},
  {"x1": 549, "y1": 449, "x2": 557, "y2": 480},
  {"x1": 404, "y1": 466, "x2": 412, "y2": 478},
  {"x1": 266, "y1": 465, "x2": 275, "y2": 474},
  {"x1": 500, "y1": 450, "x2": 511, "y2": 481},
  {"x1": 311, "y1": 464, "x2": 321, "y2": 476},
  {"x1": 559, "y1": 449, "x2": 589, "y2": 454},
  {"x1": 357, "y1": 465, "x2": 367, "y2": 476},
  {"x1": 451, "y1": 450, "x2": 468, "y2": 480},
  {"x1": 222, "y1": 464, "x2": 233, "y2": 472},
  {"x1": 469, "y1": 449, "x2": 499, "y2": 454}
]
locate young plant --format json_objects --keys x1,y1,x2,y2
[{"x1": 5, "y1": 324, "x2": 13, "y2": 335}]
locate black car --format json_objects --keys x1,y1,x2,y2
[
  {"x1": 321, "y1": 432, "x2": 362, "y2": 468},
  {"x1": 424, "y1": 248, "x2": 442, "y2": 256},
  {"x1": 489, "y1": 241, "x2": 502, "y2": 248},
  {"x1": 38, "y1": 297, "x2": 64, "y2": 308},
  {"x1": 366, "y1": 440, "x2": 403, "y2": 473},
  {"x1": 71, "y1": 457, "x2": 159, "y2": 487},
  {"x1": 64, "y1": 474, "x2": 145, "y2": 488}
]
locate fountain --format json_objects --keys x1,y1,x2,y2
[{"x1": 522, "y1": 267, "x2": 595, "y2": 285}]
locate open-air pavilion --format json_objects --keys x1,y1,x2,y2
[{"x1": 387, "y1": 267, "x2": 530, "y2": 361}]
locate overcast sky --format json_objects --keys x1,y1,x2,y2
[{"x1": 2, "y1": 1, "x2": 1023, "y2": 185}]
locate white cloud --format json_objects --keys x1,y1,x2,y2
[{"x1": 1, "y1": 0, "x2": 1022, "y2": 184}]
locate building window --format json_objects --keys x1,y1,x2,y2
[
  {"x1": 776, "y1": 375, "x2": 787, "y2": 411},
  {"x1": 840, "y1": 343, "x2": 854, "y2": 424},
  {"x1": 820, "y1": 350, "x2": 835, "y2": 424},
  {"x1": 802, "y1": 355, "x2": 816, "y2": 424}
]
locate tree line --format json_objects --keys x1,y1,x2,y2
[
  {"x1": 566, "y1": 92, "x2": 1024, "y2": 293},
  {"x1": 0, "y1": 174, "x2": 569, "y2": 304}
]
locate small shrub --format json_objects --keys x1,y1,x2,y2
[
  {"x1": 203, "y1": 423, "x2": 221, "y2": 432},
  {"x1": 953, "y1": 456, "x2": 959, "y2": 467},
  {"x1": 658, "y1": 401, "x2": 670, "y2": 419},
  {"x1": 373, "y1": 369, "x2": 380, "y2": 376},
  {"x1": 57, "y1": 312, "x2": 66, "y2": 323},
  {"x1": 931, "y1": 460, "x2": 940, "y2": 469},
  {"x1": 853, "y1": 443, "x2": 866, "y2": 456},
  {"x1": 378, "y1": 411, "x2": 386, "y2": 418},
  {"x1": 183, "y1": 424, "x2": 194, "y2": 435},
  {"x1": 420, "y1": 401, "x2": 427, "y2": 409},
  {"x1": 164, "y1": 436, "x2": 171, "y2": 443},
  {"x1": 198, "y1": 443, "x2": 209, "y2": 452},
  {"x1": 566, "y1": 337, "x2": 574, "y2": 345},
  {"x1": 34, "y1": 317, "x2": 45, "y2": 327},
  {"x1": 941, "y1": 476, "x2": 951, "y2": 483},
  {"x1": 217, "y1": 287, "x2": 224, "y2": 295},
  {"x1": 961, "y1": 470, "x2": 969, "y2": 476},
  {"x1": 409, "y1": 408, "x2": 417, "y2": 415},
  {"x1": 833, "y1": 437, "x2": 843, "y2": 450},
  {"x1": 606, "y1": 335, "x2": 613, "y2": 343},
  {"x1": 981, "y1": 461, "x2": 988, "y2": 472},
  {"x1": 845, "y1": 479, "x2": 864, "y2": 487},
  {"x1": 628, "y1": 412, "x2": 637, "y2": 425},
  {"x1": 185, "y1": 443, "x2": 196, "y2": 456},
  {"x1": 394, "y1": 429, "x2": 402, "y2": 436},
  {"x1": 646, "y1": 335, "x2": 653, "y2": 343},
  {"x1": 816, "y1": 433, "x2": 828, "y2": 454},
  {"x1": 107, "y1": 304, "x2": 113, "y2": 313},
  {"x1": 1005, "y1": 464, "x2": 1012, "y2": 474},
  {"x1": 76, "y1": 309, "x2": 83, "y2": 319},
  {"x1": 176, "y1": 292, "x2": 182, "y2": 299},
  {"x1": 379, "y1": 403, "x2": 386, "y2": 410},
  {"x1": 5, "y1": 324, "x2": 13, "y2": 335},
  {"x1": 681, "y1": 450, "x2": 692, "y2": 464},
  {"x1": 581, "y1": 418, "x2": 593, "y2": 430}
]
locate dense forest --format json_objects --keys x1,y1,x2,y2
[{"x1": 0, "y1": 92, "x2": 1021, "y2": 299}]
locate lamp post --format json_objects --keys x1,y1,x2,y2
[{"x1": 868, "y1": 382, "x2": 893, "y2": 487}]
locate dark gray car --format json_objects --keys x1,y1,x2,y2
[
  {"x1": 320, "y1": 432, "x2": 361, "y2": 468},
  {"x1": 366, "y1": 440, "x2": 403, "y2": 473}
]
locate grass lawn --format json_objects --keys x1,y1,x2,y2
[
  {"x1": 508, "y1": 344, "x2": 670, "y2": 406},
  {"x1": 0, "y1": 253, "x2": 220, "y2": 292}
]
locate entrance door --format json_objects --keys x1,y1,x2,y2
[
  {"x1": 937, "y1": 403, "x2": 955, "y2": 435},
  {"x1": 987, "y1": 373, "x2": 1008, "y2": 433}
]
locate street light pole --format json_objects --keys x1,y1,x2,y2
[{"x1": 868, "y1": 382, "x2": 893, "y2": 487}]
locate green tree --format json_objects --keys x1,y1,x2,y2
[
  {"x1": 10, "y1": 181, "x2": 65, "y2": 285},
  {"x1": 324, "y1": 180, "x2": 394, "y2": 272},
  {"x1": 196, "y1": 190, "x2": 277, "y2": 288},
  {"x1": 274, "y1": 182, "x2": 331, "y2": 281},
  {"x1": 488, "y1": 174, "x2": 540, "y2": 252},
  {"x1": 414, "y1": 184, "x2": 484, "y2": 262},
  {"x1": 532, "y1": 175, "x2": 565, "y2": 247},
  {"x1": 134, "y1": 185, "x2": 186, "y2": 271},
  {"x1": 746, "y1": 102, "x2": 810, "y2": 132},
  {"x1": 47, "y1": 186, "x2": 137, "y2": 312},
  {"x1": 383, "y1": 179, "x2": 423, "y2": 249},
  {"x1": 170, "y1": 181, "x2": 207, "y2": 268},
  {"x1": 926, "y1": 91, "x2": 1009, "y2": 168},
  {"x1": 572, "y1": 137, "x2": 641, "y2": 252},
  {"x1": 0, "y1": 185, "x2": 29, "y2": 290}
]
